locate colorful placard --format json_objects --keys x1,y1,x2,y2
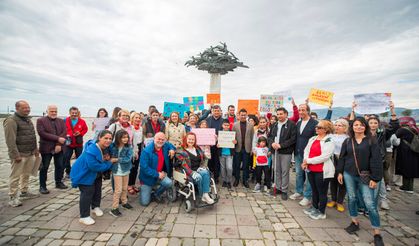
[
  {"x1": 238, "y1": 99, "x2": 259, "y2": 115},
  {"x1": 274, "y1": 90, "x2": 292, "y2": 101},
  {"x1": 191, "y1": 128, "x2": 216, "y2": 146},
  {"x1": 163, "y1": 102, "x2": 186, "y2": 117},
  {"x1": 183, "y1": 96, "x2": 204, "y2": 112},
  {"x1": 206, "y1": 93, "x2": 221, "y2": 104},
  {"x1": 308, "y1": 88, "x2": 334, "y2": 106},
  {"x1": 259, "y1": 95, "x2": 284, "y2": 113},
  {"x1": 354, "y1": 93, "x2": 392, "y2": 114}
]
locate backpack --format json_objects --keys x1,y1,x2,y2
[{"x1": 403, "y1": 127, "x2": 419, "y2": 153}]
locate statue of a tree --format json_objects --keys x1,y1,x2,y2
[{"x1": 185, "y1": 42, "x2": 249, "y2": 93}]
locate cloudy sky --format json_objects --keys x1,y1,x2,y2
[{"x1": 1, "y1": 0, "x2": 419, "y2": 116}]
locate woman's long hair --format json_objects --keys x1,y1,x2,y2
[{"x1": 348, "y1": 117, "x2": 374, "y2": 142}]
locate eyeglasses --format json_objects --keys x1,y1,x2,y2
[{"x1": 315, "y1": 126, "x2": 325, "y2": 130}]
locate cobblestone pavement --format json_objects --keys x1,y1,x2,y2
[{"x1": 0, "y1": 168, "x2": 418, "y2": 246}]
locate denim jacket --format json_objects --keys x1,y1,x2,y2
[{"x1": 110, "y1": 143, "x2": 133, "y2": 175}]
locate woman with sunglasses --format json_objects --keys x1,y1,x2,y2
[
  {"x1": 301, "y1": 120, "x2": 335, "y2": 220},
  {"x1": 336, "y1": 117, "x2": 384, "y2": 246}
]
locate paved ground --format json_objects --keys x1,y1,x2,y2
[{"x1": 0, "y1": 168, "x2": 418, "y2": 246}]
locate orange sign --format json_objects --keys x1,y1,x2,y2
[
  {"x1": 206, "y1": 94, "x2": 220, "y2": 104},
  {"x1": 238, "y1": 99, "x2": 259, "y2": 115}
]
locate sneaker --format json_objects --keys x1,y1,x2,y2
[
  {"x1": 289, "y1": 193, "x2": 302, "y2": 200},
  {"x1": 79, "y1": 216, "x2": 95, "y2": 225},
  {"x1": 309, "y1": 210, "x2": 326, "y2": 220},
  {"x1": 336, "y1": 204, "x2": 345, "y2": 212},
  {"x1": 380, "y1": 200, "x2": 390, "y2": 210},
  {"x1": 202, "y1": 193, "x2": 215, "y2": 204},
  {"x1": 92, "y1": 207, "x2": 103, "y2": 217},
  {"x1": 122, "y1": 203, "x2": 133, "y2": 209},
  {"x1": 396, "y1": 187, "x2": 414, "y2": 194},
  {"x1": 373, "y1": 234, "x2": 384, "y2": 246},
  {"x1": 345, "y1": 222, "x2": 360, "y2": 234},
  {"x1": 253, "y1": 183, "x2": 261, "y2": 193},
  {"x1": 263, "y1": 185, "x2": 268, "y2": 192},
  {"x1": 299, "y1": 197, "x2": 311, "y2": 206},
  {"x1": 39, "y1": 187, "x2": 50, "y2": 194},
  {"x1": 20, "y1": 191, "x2": 39, "y2": 199},
  {"x1": 327, "y1": 201, "x2": 336, "y2": 208},
  {"x1": 152, "y1": 193, "x2": 163, "y2": 203},
  {"x1": 227, "y1": 183, "x2": 232, "y2": 189},
  {"x1": 109, "y1": 208, "x2": 122, "y2": 217},
  {"x1": 8, "y1": 196, "x2": 22, "y2": 207},
  {"x1": 386, "y1": 185, "x2": 391, "y2": 191},
  {"x1": 303, "y1": 206, "x2": 317, "y2": 215},
  {"x1": 55, "y1": 182, "x2": 68, "y2": 189},
  {"x1": 281, "y1": 192, "x2": 288, "y2": 201}
]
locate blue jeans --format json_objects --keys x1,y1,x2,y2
[
  {"x1": 294, "y1": 155, "x2": 312, "y2": 199},
  {"x1": 192, "y1": 169, "x2": 211, "y2": 197},
  {"x1": 343, "y1": 172, "x2": 381, "y2": 228},
  {"x1": 139, "y1": 176, "x2": 173, "y2": 206},
  {"x1": 233, "y1": 149, "x2": 250, "y2": 182}
]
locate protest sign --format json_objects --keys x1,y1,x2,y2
[
  {"x1": 191, "y1": 128, "x2": 216, "y2": 146},
  {"x1": 217, "y1": 131, "x2": 236, "y2": 148},
  {"x1": 238, "y1": 99, "x2": 259, "y2": 115},
  {"x1": 183, "y1": 96, "x2": 204, "y2": 112},
  {"x1": 259, "y1": 95, "x2": 283, "y2": 113},
  {"x1": 308, "y1": 88, "x2": 334, "y2": 106},
  {"x1": 354, "y1": 93, "x2": 392, "y2": 114},
  {"x1": 93, "y1": 117, "x2": 109, "y2": 131},
  {"x1": 163, "y1": 102, "x2": 186, "y2": 117},
  {"x1": 274, "y1": 90, "x2": 292, "y2": 101},
  {"x1": 207, "y1": 93, "x2": 221, "y2": 104}
]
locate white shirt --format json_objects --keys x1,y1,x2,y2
[
  {"x1": 299, "y1": 119, "x2": 309, "y2": 134},
  {"x1": 276, "y1": 119, "x2": 288, "y2": 143}
]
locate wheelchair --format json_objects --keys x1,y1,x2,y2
[{"x1": 169, "y1": 157, "x2": 219, "y2": 213}]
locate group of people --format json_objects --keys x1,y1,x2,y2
[{"x1": 4, "y1": 99, "x2": 419, "y2": 246}]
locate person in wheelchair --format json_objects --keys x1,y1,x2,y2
[{"x1": 175, "y1": 132, "x2": 215, "y2": 204}]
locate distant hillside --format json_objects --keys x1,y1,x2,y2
[{"x1": 312, "y1": 107, "x2": 419, "y2": 121}]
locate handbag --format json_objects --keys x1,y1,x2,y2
[{"x1": 351, "y1": 139, "x2": 371, "y2": 185}]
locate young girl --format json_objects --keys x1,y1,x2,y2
[
  {"x1": 109, "y1": 130, "x2": 133, "y2": 217},
  {"x1": 253, "y1": 136, "x2": 271, "y2": 192}
]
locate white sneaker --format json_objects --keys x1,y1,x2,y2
[
  {"x1": 289, "y1": 193, "x2": 302, "y2": 200},
  {"x1": 263, "y1": 185, "x2": 268, "y2": 192},
  {"x1": 92, "y1": 207, "x2": 104, "y2": 217},
  {"x1": 202, "y1": 193, "x2": 215, "y2": 204},
  {"x1": 79, "y1": 216, "x2": 95, "y2": 225},
  {"x1": 9, "y1": 197, "x2": 22, "y2": 207},
  {"x1": 299, "y1": 197, "x2": 311, "y2": 206},
  {"x1": 380, "y1": 200, "x2": 390, "y2": 210},
  {"x1": 253, "y1": 183, "x2": 261, "y2": 193},
  {"x1": 386, "y1": 185, "x2": 391, "y2": 191}
]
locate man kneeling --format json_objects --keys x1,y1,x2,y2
[{"x1": 139, "y1": 132, "x2": 175, "y2": 206}]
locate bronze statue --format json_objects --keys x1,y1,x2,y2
[{"x1": 185, "y1": 42, "x2": 249, "y2": 75}]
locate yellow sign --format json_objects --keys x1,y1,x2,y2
[{"x1": 308, "y1": 88, "x2": 334, "y2": 106}]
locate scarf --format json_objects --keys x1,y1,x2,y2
[
  {"x1": 120, "y1": 121, "x2": 130, "y2": 128},
  {"x1": 151, "y1": 121, "x2": 160, "y2": 133}
]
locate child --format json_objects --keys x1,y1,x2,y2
[
  {"x1": 109, "y1": 129, "x2": 134, "y2": 217},
  {"x1": 217, "y1": 119, "x2": 237, "y2": 189},
  {"x1": 253, "y1": 136, "x2": 271, "y2": 193}
]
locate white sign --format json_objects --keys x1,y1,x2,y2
[
  {"x1": 274, "y1": 90, "x2": 292, "y2": 101},
  {"x1": 354, "y1": 93, "x2": 392, "y2": 114},
  {"x1": 217, "y1": 131, "x2": 236, "y2": 148}
]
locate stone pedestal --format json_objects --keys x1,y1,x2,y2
[{"x1": 209, "y1": 73, "x2": 221, "y2": 93}]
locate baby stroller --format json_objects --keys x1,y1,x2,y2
[{"x1": 170, "y1": 156, "x2": 219, "y2": 212}]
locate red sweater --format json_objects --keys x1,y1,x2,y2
[{"x1": 308, "y1": 140, "x2": 324, "y2": 172}]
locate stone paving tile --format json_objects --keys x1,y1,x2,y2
[
  {"x1": 170, "y1": 223, "x2": 194, "y2": 238},
  {"x1": 221, "y1": 239, "x2": 244, "y2": 246},
  {"x1": 106, "y1": 219, "x2": 135, "y2": 233},
  {"x1": 302, "y1": 228, "x2": 334, "y2": 241},
  {"x1": 217, "y1": 225, "x2": 240, "y2": 239},
  {"x1": 194, "y1": 224, "x2": 216, "y2": 238},
  {"x1": 325, "y1": 228, "x2": 355, "y2": 242},
  {"x1": 196, "y1": 214, "x2": 216, "y2": 225},
  {"x1": 238, "y1": 226, "x2": 263, "y2": 239},
  {"x1": 236, "y1": 215, "x2": 257, "y2": 226},
  {"x1": 217, "y1": 214, "x2": 237, "y2": 225}
]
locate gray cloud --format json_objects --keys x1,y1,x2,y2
[{"x1": 1, "y1": 0, "x2": 418, "y2": 115}]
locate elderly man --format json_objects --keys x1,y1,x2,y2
[
  {"x1": 36, "y1": 105, "x2": 68, "y2": 194},
  {"x1": 63, "y1": 106, "x2": 88, "y2": 179},
  {"x1": 139, "y1": 132, "x2": 175, "y2": 206},
  {"x1": 3, "y1": 100, "x2": 39, "y2": 207}
]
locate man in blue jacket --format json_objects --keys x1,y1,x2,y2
[{"x1": 139, "y1": 132, "x2": 175, "y2": 206}]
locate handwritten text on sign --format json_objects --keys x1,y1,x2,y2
[
  {"x1": 217, "y1": 131, "x2": 236, "y2": 148},
  {"x1": 308, "y1": 88, "x2": 334, "y2": 106},
  {"x1": 191, "y1": 128, "x2": 216, "y2": 146},
  {"x1": 260, "y1": 95, "x2": 283, "y2": 113},
  {"x1": 354, "y1": 93, "x2": 392, "y2": 114}
]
